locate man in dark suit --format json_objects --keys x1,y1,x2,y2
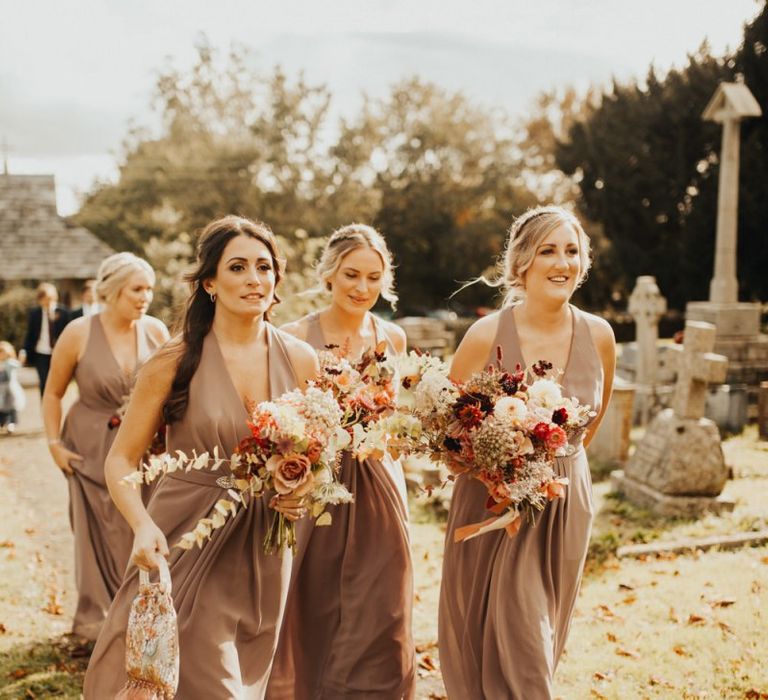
[
  {"x1": 69, "y1": 279, "x2": 100, "y2": 320},
  {"x1": 20, "y1": 283, "x2": 70, "y2": 396}
]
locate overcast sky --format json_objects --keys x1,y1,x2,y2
[{"x1": 0, "y1": 0, "x2": 761, "y2": 214}]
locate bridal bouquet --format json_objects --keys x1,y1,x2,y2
[
  {"x1": 125, "y1": 386, "x2": 352, "y2": 553},
  {"x1": 405, "y1": 349, "x2": 593, "y2": 542}
]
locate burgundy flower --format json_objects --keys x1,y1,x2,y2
[
  {"x1": 532, "y1": 422, "x2": 551, "y2": 442},
  {"x1": 552, "y1": 408, "x2": 568, "y2": 425},
  {"x1": 107, "y1": 415, "x2": 121, "y2": 430},
  {"x1": 531, "y1": 360, "x2": 554, "y2": 377}
]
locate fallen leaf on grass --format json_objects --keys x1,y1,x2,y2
[
  {"x1": 42, "y1": 591, "x2": 63, "y2": 616},
  {"x1": 672, "y1": 645, "x2": 690, "y2": 657},
  {"x1": 621, "y1": 594, "x2": 637, "y2": 605},
  {"x1": 606, "y1": 632, "x2": 617, "y2": 643},
  {"x1": 707, "y1": 597, "x2": 736, "y2": 608},
  {"x1": 648, "y1": 676, "x2": 675, "y2": 689},
  {"x1": 0, "y1": 623, "x2": 6, "y2": 634},
  {"x1": 618, "y1": 582, "x2": 635, "y2": 591},
  {"x1": 418, "y1": 655, "x2": 437, "y2": 673},
  {"x1": 8, "y1": 668, "x2": 29, "y2": 680},
  {"x1": 745, "y1": 690, "x2": 768, "y2": 700},
  {"x1": 415, "y1": 641, "x2": 437, "y2": 654},
  {"x1": 687, "y1": 613, "x2": 708, "y2": 625},
  {"x1": 615, "y1": 647, "x2": 639, "y2": 658},
  {"x1": 717, "y1": 621, "x2": 735, "y2": 636},
  {"x1": 590, "y1": 691, "x2": 608, "y2": 699},
  {"x1": 427, "y1": 694, "x2": 447, "y2": 700},
  {"x1": 593, "y1": 671, "x2": 613, "y2": 681},
  {"x1": 0, "y1": 540, "x2": 15, "y2": 548},
  {"x1": 668, "y1": 607, "x2": 680, "y2": 623}
]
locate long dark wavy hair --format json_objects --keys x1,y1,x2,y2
[{"x1": 162, "y1": 215, "x2": 285, "y2": 424}]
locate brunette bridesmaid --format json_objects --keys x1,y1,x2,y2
[
  {"x1": 43, "y1": 252, "x2": 169, "y2": 640},
  {"x1": 439, "y1": 207, "x2": 616, "y2": 699},
  {"x1": 268, "y1": 224, "x2": 416, "y2": 700},
  {"x1": 84, "y1": 216, "x2": 318, "y2": 699}
]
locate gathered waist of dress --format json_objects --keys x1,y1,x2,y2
[{"x1": 69, "y1": 397, "x2": 123, "y2": 417}]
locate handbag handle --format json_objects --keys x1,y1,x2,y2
[{"x1": 139, "y1": 557, "x2": 172, "y2": 594}]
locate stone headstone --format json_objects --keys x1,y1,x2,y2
[
  {"x1": 587, "y1": 378, "x2": 635, "y2": 468},
  {"x1": 758, "y1": 381, "x2": 768, "y2": 441},
  {"x1": 628, "y1": 276, "x2": 667, "y2": 425},
  {"x1": 705, "y1": 384, "x2": 748, "y2": 434},
  {"x1": 611, "y1": 321, "x2": 733, "y2": 516}
]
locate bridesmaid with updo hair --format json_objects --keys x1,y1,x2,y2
[
  {"x1": 42, "y1": 252, "x2": 169, "y2": 641},
  {"x1": 268, "y1": 224, "x2": 416, "y2": 700}
]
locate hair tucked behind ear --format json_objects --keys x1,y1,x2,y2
[{"x1": 162, "y1": 215, "x2": 285, "y2": 424}]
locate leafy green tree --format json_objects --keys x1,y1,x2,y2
[
  {"x1": 555, "y1": 44, "x2": 734, "y2": 309},
  {"x1": 333, "y1": 78, "x2": 537, "y2": 313}
]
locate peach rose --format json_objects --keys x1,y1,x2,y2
[{"x1": 267, "y1": 453, "x2": 314, "y2": 495}]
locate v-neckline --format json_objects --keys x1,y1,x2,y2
[
  {"x1": 509, "y1": 304, "x2": 577, "y2": 383},
  {"x1": 96, "y1": 315, "x2": 141, "y2": 377},
  {"x1": 210, "y1": 327, "x2": 271, "y2": 421},
  {"x1": 315, "y1": 310, "x2": 381, "y2": 357}
]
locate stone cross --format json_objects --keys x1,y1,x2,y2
[
  {"x1": 628, "y1": 276, "x2": 667, "y2": 386},
  {"x1": 667, "y1": 321, "x2": 728, "y2": 419},
  {"x1": 702, "y1": 82, "x2": 762, "y2": 304}
]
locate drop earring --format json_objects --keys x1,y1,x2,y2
[{"x1": 209, "y1": 292, "x2": 216, "y2": 303}]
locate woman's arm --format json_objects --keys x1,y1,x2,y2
[
  {"x1": 106, "y1": 348, "x2": 178, "y2": 570},
  {"x1": 41, "y1": 320, "x2": 87, "y2": 475},
  {"x1": 582, "y1": 316, "x2": 617, "y2": 448},
  {"x1": 448, "y1": 313, "x2": 499, "y2": 383}
]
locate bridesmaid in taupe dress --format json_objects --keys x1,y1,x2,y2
[
  {"x1": 42, "y1": 252, "x2": 168, "y2": 640},
  {"x1": 439, "y1": 207, "x2": 616, "y2": 699},
  {"x1": 83, "y1": 216, "x2": 318, "y2": 699},
  {"x1": 268, "y1": 225, "x2": 415, "y2": 699}
]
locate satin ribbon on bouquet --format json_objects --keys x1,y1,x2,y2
[{"x1": 453, "y1": 476, "x2": 569, "y2": 543}]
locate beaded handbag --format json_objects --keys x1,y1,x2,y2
[{"x1": 115, "y1": 559, "x2": 179, "y2": 700}]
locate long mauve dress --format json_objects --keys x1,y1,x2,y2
[
  {"x1": 60, "y1": 314, "x2": 161, "y2": 640},
  {"x1": 439, "y1": 304, "x2": 604, "y2": 700},
  {"x1": 84, "y1": 325, "x2": 298, "y2": 699},
  {"x1": 267, "y1": 311, "x2": 416, "y2": 700}
]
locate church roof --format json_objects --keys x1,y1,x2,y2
[{"x1": 0, "y1": 174, "x2": 114, "y2": 281}]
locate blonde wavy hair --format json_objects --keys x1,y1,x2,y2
[
  {"x1": 314, "y1": 224, "x2": 398, "y2": 309},
  {"x1": 96, "y1": 252, "x2": 155, "y2": 305},
  {"x1": 500, "y1": 206, "x2": 591, "y2": 306}
]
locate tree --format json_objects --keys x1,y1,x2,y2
[
  {"x1": 333, "y1": 78, "x2": 537, "y2": 313},
  {"x1": 554, "y1": 44, "x2": 734, "y2": 309}
]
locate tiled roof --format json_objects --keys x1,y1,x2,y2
[{"x1": 0, "y1": 174, "x2": 114, "y2": 281}]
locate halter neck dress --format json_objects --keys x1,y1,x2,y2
[
  {"x1": 60, "y1": 314, "x2": 160, "y2": 640},
  {"x1": 84, "y1": 324, "x2": 299, "y2": 699},
  {"x1": 439, "y1": 305, "x2": 604, "y2": 699},
  {"x1": 267, "y1": 311, "x2": 416, "y2": 700}
]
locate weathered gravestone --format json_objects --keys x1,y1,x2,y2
[
  {"x1": 587, "y1": 377, "x2": 636, "y2": 468},
  {"x1": 611, "y1": 321, "x2": 733, "y2": 517},
  {"x1": 628, "y1": 276, "x2": 667, "y2": 425}
]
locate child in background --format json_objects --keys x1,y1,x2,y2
[{"x1": 0, "y1": 341, "x2": 25, "y2": 434}]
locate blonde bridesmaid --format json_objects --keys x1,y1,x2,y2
[
  {"x1": 439, "y1": 207, "x2": 616, "y2": 699},
  {"x1": 268, "y1": 224, "x2": 416, "y2": 700},
  {"x1": 43, "y1": 253, "x2": 168, "y2": 641}
]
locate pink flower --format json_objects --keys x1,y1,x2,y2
[
  {"x1": 546, "y1": 426, "x2": 567, "y2": 451},
  {"x1": 267, "y1": 453, "x2": 314, "y2": 495}
]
